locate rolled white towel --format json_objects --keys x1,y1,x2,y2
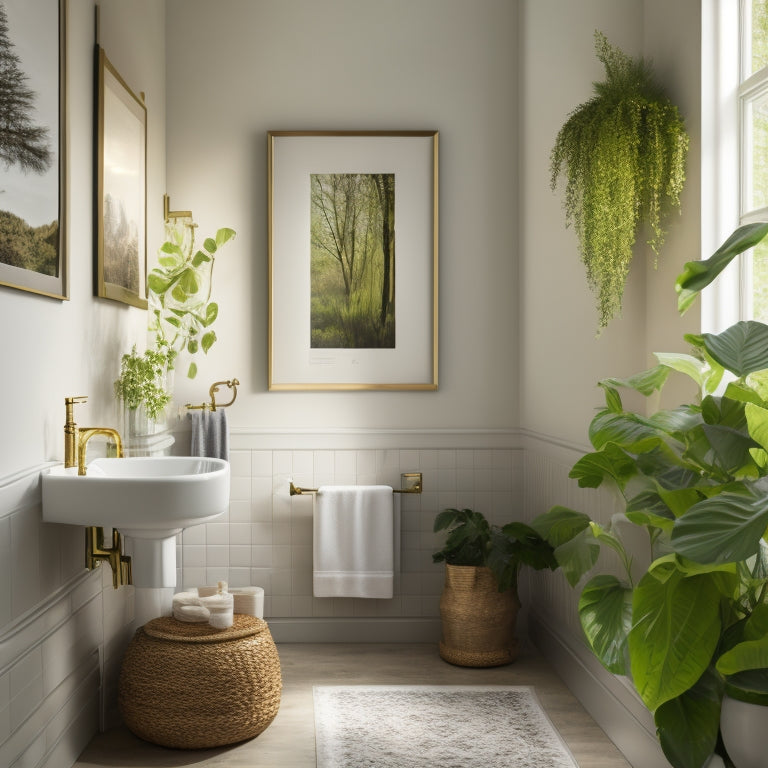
[
  {"x1": 172, "y1": 591, "x2": 210, "y2": 623},
  {"x1": 174, "y1": 604, "x2": 211, "y2": 623},
  {"x1": 200, "y1": 593, "x2": 234, "y2": 629}
]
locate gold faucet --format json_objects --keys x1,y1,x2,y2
[
  {"x1": 77, "y1": 427, "x2": 123, "y2": 475},
  {"x1": 64, "y1": 396, "x2": 124, "y2": 475},
  {"x1": 64, "y1": 395, "x2": 87, "y2": 468}
]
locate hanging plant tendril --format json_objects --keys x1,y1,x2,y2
[{"x1": 550, "y1": 31, "x2": 689, "y2": 331}]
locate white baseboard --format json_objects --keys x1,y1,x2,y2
[
  {"x1": 529, "y1": 612, "x2": 672, "y2": 768},
  {"x1": 268, "y1": 617, "x2": 442, "y2": 644}
]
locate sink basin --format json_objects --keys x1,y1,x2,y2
[{"x1": 42, "y1": 456, "x2": 230, "y2": 538}]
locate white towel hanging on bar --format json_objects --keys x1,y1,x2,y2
[{"x1": 313, "y1": 485, "x2": 394, "y2": 599}]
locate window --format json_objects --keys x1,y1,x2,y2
[{"x1": 740, "y1": 0, "x2": 768, "y2": 320}]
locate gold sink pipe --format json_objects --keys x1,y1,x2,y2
[{"x1": 64, "y1": 396, "x2": 132, "y2": 589}]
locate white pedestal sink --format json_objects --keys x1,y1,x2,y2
[{"x1": 41, "y1": 456, "x2": 230, "y2": 588}]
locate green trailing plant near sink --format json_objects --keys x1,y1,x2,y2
[
  {"x1": 532, "y1": 222, "x2": 768, "y2": 768},
  {"x1": 148, "y1": 222, "x2": 236, "y2": 380},
  {"x1": 550, "y1": 31, "x2": 689, "y2": 331}
]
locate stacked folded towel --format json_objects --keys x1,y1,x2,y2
[
  {"x1": 172, "y1": 583, "x2": 265, "y2": 628},
  {"x1": 172, "y1": 581, "x2": 233, "y2": 629}
]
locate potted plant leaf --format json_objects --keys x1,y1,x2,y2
[
  {"x1": 533, "y1": 222, "x2": 768, "y2": 768},
  {"x1": 433, "y1": 507, "x2": 558, "y2": 667},
  {"x1": 148, "y1": 219, "x2": 236, "y2": 380},
  {"x1": 550, "y1": 31, "x2": 689, "y2": 330}
]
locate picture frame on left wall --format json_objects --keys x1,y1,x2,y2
[
  {"x1": 0, "y1": 0, "x2": 68, "y2": 299},
  {"x1": 95, "y1": 45, "x2": 147, "y2": 309}
]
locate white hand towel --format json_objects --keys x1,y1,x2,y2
[
  {"x1": 189, "y1": 408, "x2": 229, "y2": 460},
  {"x1": 313, "y1": 485, "x2": 394, "y2": 599}
]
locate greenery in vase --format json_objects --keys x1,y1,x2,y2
[
  {"x1": 432, "y1": 507, "x2": 558, "y2": 593},
  {"x1": 147, "y1": 220, "x2": 236, "y2": 379},
  {"x1": 113, "y1": 345, "x2": 172, "y2": 421},
  {"x1": 533, "y1": 222, "x2": 768, "y2": 768},
  {"x1": 550, "y1": 31, "x2": 689, "y2": 331}
]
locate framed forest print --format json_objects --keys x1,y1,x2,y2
[
  {"x1": 0, "y1": 0, "x2": 68, "y2": 299},
  {"x1": 268, "y1": 130, "x2": 438, "y2": 390},
  {"x1": 95, "y1": 46, "x2": 147, "y2": 308}
]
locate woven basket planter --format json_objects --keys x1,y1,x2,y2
[
  {"x1": 438, "y1": 564, "x2": 520, "y2": 668},
  {"x1": 119, "y1": 614, "x2": 282, "y2": 749}
]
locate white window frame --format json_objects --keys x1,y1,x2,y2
[
  {"x1": 740, "y1": 1, "x2": 768, "y2": 319},
  {"x1": 704, "y1": 0, "x2": 768, "y2": 332}
]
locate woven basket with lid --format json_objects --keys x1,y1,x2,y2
[{"x1": 119, "y1": 614, "x2": 282, "y2": 749}]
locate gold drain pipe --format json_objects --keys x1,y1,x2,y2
[{"x1": 86, "y1": 527, "x2": 132, "y2": 589}]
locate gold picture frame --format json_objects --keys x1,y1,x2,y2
[
  {"x1": 268, "y1": 130, "x2": 439, "y2": 391},
  {"x1": 0, "y1": 0, "x2": 68, "y2": 300},
  {"x1": 95, "y1": 46, "x2": 147, "y2": 308}
]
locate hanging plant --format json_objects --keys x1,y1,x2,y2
[{"x1": 550, "y1": 31, "x2": 689, "y2": 330}]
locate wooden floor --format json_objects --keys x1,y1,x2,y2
[{"x1": 75, "y1": 643, "x2": 632, "y2": 768}]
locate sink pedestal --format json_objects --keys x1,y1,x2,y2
[{"x1": 124, "y1": 534, "x2": 178, "y2": 588}]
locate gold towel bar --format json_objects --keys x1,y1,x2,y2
[
  {"x1": 185, "y1": 378, "x2": 240, "y2": 412},
  {"x1": 290, "y1": 473, "x2": 422, "y2": 496}
]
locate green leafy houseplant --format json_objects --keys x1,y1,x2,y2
[
  {"x1": 433, "y1": 508, "x2": 558, "y2": 592},
  {"x1": 147, "y1": 221, "x2": 236, "y2": 379},
  {"x1": 533, "y1": 222, "x2": 768, "y2": 768},
  {"x1": 550, "y1": 31, "x2": 689, "y2": 331},
  {"x1": 113, "y1": 345, "x2": 172, "y2": 421}
]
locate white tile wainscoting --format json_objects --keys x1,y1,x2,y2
[
  {"x1": 0, "y1": 428, "x2": 673, "y2": 768},
  {"x1": 175, "y1": 429, "x2": 525, "y2": 642},
  {"x1": 0, "y1": 429, "x2": 524, "y2": 768}
]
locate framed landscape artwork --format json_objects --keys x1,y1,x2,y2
[
  {"x1": 268, "y1": 130, "x2": 439, "y2": 390},
  {"x1": 0, "y1": 0, "x2": 68, "y2": 299},
  {"x1": 95, "y1": 46, "x2": 147, "y2": 309}
]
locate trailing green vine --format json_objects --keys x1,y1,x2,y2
[{"x1": 550, "y1": 31, "x2": 689, "y2": 330}]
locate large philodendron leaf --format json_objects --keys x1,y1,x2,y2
[
  {"x1": 717, "y1": 635, "x2": 768, "y2": 676},
  {"x1": 553, "y1": 528, "x2": 600, "y2": 587},
  {"x1": 530, "y1": 506, "x2": 591, "y2": 547},
  {"x1": 567, "y1": 443, "x2": 638, "y2": 489},
  {"x1": 654, "y1": 667, "x2": 722, "y2": 768},
  {"x1": 578, "y1": 575, "x2": 632, "y2": 674},
  {"x1": 700, "y1": 321, "x2": 768, "y2": 378},
  {"x1": 676, "y1": 222, "x2": 768, "y2": 314},
  {"x1": 628, "y1": 569, "x2": 721, "y2": 712},
  {"x1": 671, "y1": 492, "x2": 768, "y2": 564},
  {"x1": 600, "y1": 364, "x2": 671, "y2": 396}
]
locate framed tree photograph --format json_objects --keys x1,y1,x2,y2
[
  {"x1": 95, "y1": 46, "x2": 147, "y2": 308},
  {"x1": 268, "y1": 130, "x2": 438, "y2": 390},
  {"x1": 0, "y1": 0, "x2": 68, "y2": 299}
]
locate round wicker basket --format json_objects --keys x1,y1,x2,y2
[
  {"x1": 438, "y1": 564, "x2": 520, "y2": 667},
  {"x1": 119, "y1": 614, "x2": 282, "y2": 749}
]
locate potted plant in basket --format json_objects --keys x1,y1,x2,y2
[
  {"x1": 533, "y1": 222, "x2": 768, "y2": 768},
  {"x1": 433, "y1": 507, "x2": 558, "y2": 668}
]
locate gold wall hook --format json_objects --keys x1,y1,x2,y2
[
  {"x1": 185, "y1": 377, "x2": 240, "y2": 411},
  {"x1": 163, "y1": 193, "x2": 192, "y2": 222}
]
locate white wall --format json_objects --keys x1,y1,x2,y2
[
  {"x1": 164, "y1": 0, "x2": 519, "y2": 432},
  {"x1": 0, "y1": 2, "x2": 166, "y2": 766},
  {"x1": 520, "y1": 2, "x2": 703, "y2": 765}
]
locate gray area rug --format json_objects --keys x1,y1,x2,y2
[{"x1": 313, "y1": 685, "x2": 579, "y2": 768}]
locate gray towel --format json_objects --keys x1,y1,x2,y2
[{"x1": 189, "y1": 409, "x2": 229, "y2": 460}]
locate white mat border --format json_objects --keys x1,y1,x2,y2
[{"x1": 313, "y1": 684, "x2": 579, "y2": 768}]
